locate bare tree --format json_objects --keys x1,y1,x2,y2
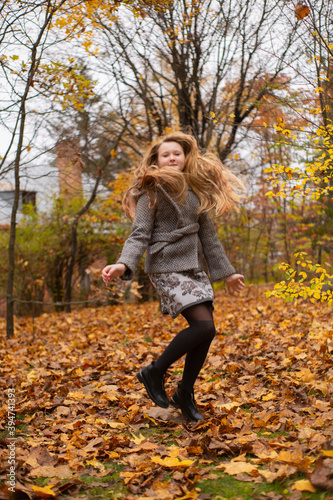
[{"x1": 84, "y1": 0, "x2": 300, "y2": 162}]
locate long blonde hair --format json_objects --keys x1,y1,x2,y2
[{"x1": 122, "y1": 132, "x2": 246, "y2": 220}]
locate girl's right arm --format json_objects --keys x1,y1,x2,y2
[
  {"x1": 102, "y1": 191, "x2": 155, "y2": 284},
  {"x1": 102, "y1": 263, "x2": 127, "y2": 286}
]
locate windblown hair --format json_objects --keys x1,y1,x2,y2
[{"x1": 122, "y1": 132, "x2": 246, "y2": 220}]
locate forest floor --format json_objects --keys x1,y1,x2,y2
[{"x1": 0, "y1": 285, "x2": 333, "y2": 500}]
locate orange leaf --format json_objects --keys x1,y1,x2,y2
[{"x1": 295, "y1": 3, "x2": 310, "y2": 20}]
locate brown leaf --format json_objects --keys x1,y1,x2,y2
[
  {"x1": 29, "y1": 465, "x2": 72, "y2": 478},
  {"x1": 144, "y1": 407, "x2": 180, "y2": 421},
  {"x1": 28, "y1": 446, "x2": 58, "y2": 467},
  {"x1": 310, "y1": 456, "x2": 333, "y2": 491},
  {"x1": 83, "y1": 437, "x2": 104, "y2": 452}
]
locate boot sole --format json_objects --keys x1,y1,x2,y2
[{"x1": 137, "y1": 370, "x2": 169, "y2": 409}]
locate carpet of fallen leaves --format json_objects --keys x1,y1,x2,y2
[{"x1": 0, "y1": 285, "x2": 333, "y2": 500}]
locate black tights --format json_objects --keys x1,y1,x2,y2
[{"x1": 154, "y1": 302, "x2": 216, "y2": 393}]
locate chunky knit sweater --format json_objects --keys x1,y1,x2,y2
[{"x1": 117, "y1": 184, "x2": 236, "y2": 282}]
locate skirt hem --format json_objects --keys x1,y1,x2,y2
[
  {"x1": 166, "y1": 297, "x2": 214, "y2": 319},
  {"x1": 149, "y1": 270, "x2": 214, "y2": 319}
]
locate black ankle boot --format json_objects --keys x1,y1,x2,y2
[
  {"x1": 170, "y1": 386, "x2": 204, "y2": 421},
  {"x1": 137, "y1": 362, "x2": 169, "y2": 408}
]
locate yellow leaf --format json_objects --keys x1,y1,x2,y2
[
  {"x1": 217, "y1": 461, "x2": 258, "y2": 475},
  {"x1": 86, "y1": 460, "x2": 105, "y2": 472},
  {"x1": 277, "y1": 450, "x2": 303, "y2": 464},
  {"x1": 216, "y1": 402, "x2": 242, "y2": 411},
  {"x1": 296, "y1": 368, "x2": 316, "y2": 382},
  {"x1": 120, "y1": 471, "x2": 138, "y2": 484},
  {"x1": 108, "y1": 421, "x2": 125, "y2": 428},
  {"x1": 321, "y1": 450, "x2": 333, "y2": 457},
  {"x1": 292, "y1": 479, "x2": 316, "y2": 492},
  {"x1": 151, "y1": 456, "x2": 194, "y2": 467},
  {"x1": 130, "y1": 433, "x2": 146, "y2": 445},
  {"x1": 31, "y1": 485, "x2": 57, "y2": 498},
  {"x1": 263, "y1": 122, "x2": 267, "y2": 128},
  {"x1": 26, "y1": 370, "x2": 39, "y2": 383},
  {"x1": 262, "y1": 392, "x2": 276, "y2": 401},
  {"x1": 259, "y1": 469, "x2": 274, "y2": 480}
]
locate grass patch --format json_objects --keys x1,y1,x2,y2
[
  {"x1": 196, "y1": 471, "x2": 332, "y2": 499},
  {"x1": 256, "y1": 429, "x2": 289, "y2": 439},
  {"x1": 74, "y1": 462, "x2": 127, "y2": 499},
  {"x1": 136, "y1": 426, "x2": 184, "y2": 446}
]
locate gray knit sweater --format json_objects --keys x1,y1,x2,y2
[{"x1": 116, "y1": 184, "x2": 236, "y2": 282}]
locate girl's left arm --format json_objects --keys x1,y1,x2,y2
[
  {"x1": 224, "y1": 273, "x2": 245, "y2": 294},
  {"x1": 198, "y1": 211, "x2": 238, "y2": 282}
]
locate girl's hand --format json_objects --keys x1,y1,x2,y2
[
  {"x1": 224, "y1": 273, "x2": 245, "y2": 295},
  {"x1": 102, "y1": 263, "x2": 127, "y2": 286}
]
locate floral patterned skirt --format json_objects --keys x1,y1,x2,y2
[{"x1": 148, "y1": 270, "x2": 214, "y2": 319}]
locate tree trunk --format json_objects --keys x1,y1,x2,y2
[{"x1": 6, "y1": 125, "x2": 23, "y2": 338}]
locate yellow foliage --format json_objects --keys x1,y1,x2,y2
[
  {"x1": 266, "y1": 252, "x2": 333, "y2": 305},
  {"x1": 151, "y1": 456, "x2": 194, "y2": 467}
]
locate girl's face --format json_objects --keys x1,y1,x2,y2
[{"x1": 157, "y1": 141, "x2": 185, "y2": 171}]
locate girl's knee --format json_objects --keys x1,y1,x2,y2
[
  {"x1": 208, "y1": 322, "x2": 216, "y2": 341},
  {"x1": 199, "y1": 320, "x2": 216, "y2": 341}
]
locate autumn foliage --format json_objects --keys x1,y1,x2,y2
[{"x1": 1, "y1": 287, "x2": 332, "y2": 498}]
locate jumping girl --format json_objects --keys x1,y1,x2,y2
[{"x1": 102, "y1": 132, "x2": 245, "y2": 421}]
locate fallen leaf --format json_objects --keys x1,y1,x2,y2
[
  {"x1": 151, "y1": 456, "x2": 194, "y2": 468},
  {"x1": 31, "y1": 485, "x2": 57, "y2": 499},
  {"x1": 217, "y1": 461, "x2": 258, "y2": 475},
  {"x1": 310, "y1": 456, "x2": 333, "y2": 491},
  {"x1": 291, "y1": 479, "x2": 316, "y2": 492},
  {"x1": 30, "y1": 465, "x2": 72, "y2": 478}
]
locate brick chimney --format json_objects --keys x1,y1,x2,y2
[{"x1": 56, "y1": 139, "x2": 83, "y2": 199}]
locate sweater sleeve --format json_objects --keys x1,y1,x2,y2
[
  {"x1": 198, "y1": 211, "x2": 235, "y2": 282},
  {"x1": 116, "y1": 191, "x2": 155, "y2": 280}
]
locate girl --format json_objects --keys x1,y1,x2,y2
[{"x1": 102, "y1": 132, "x2": 245, "y2": 421}]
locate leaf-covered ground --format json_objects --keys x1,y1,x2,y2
[{"x1": 1, "y1": 286, "x2": 333, "y2": 500}]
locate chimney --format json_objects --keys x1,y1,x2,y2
[{"x1": 56, "y1": 139, "x2": 83, "y2": 200}]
